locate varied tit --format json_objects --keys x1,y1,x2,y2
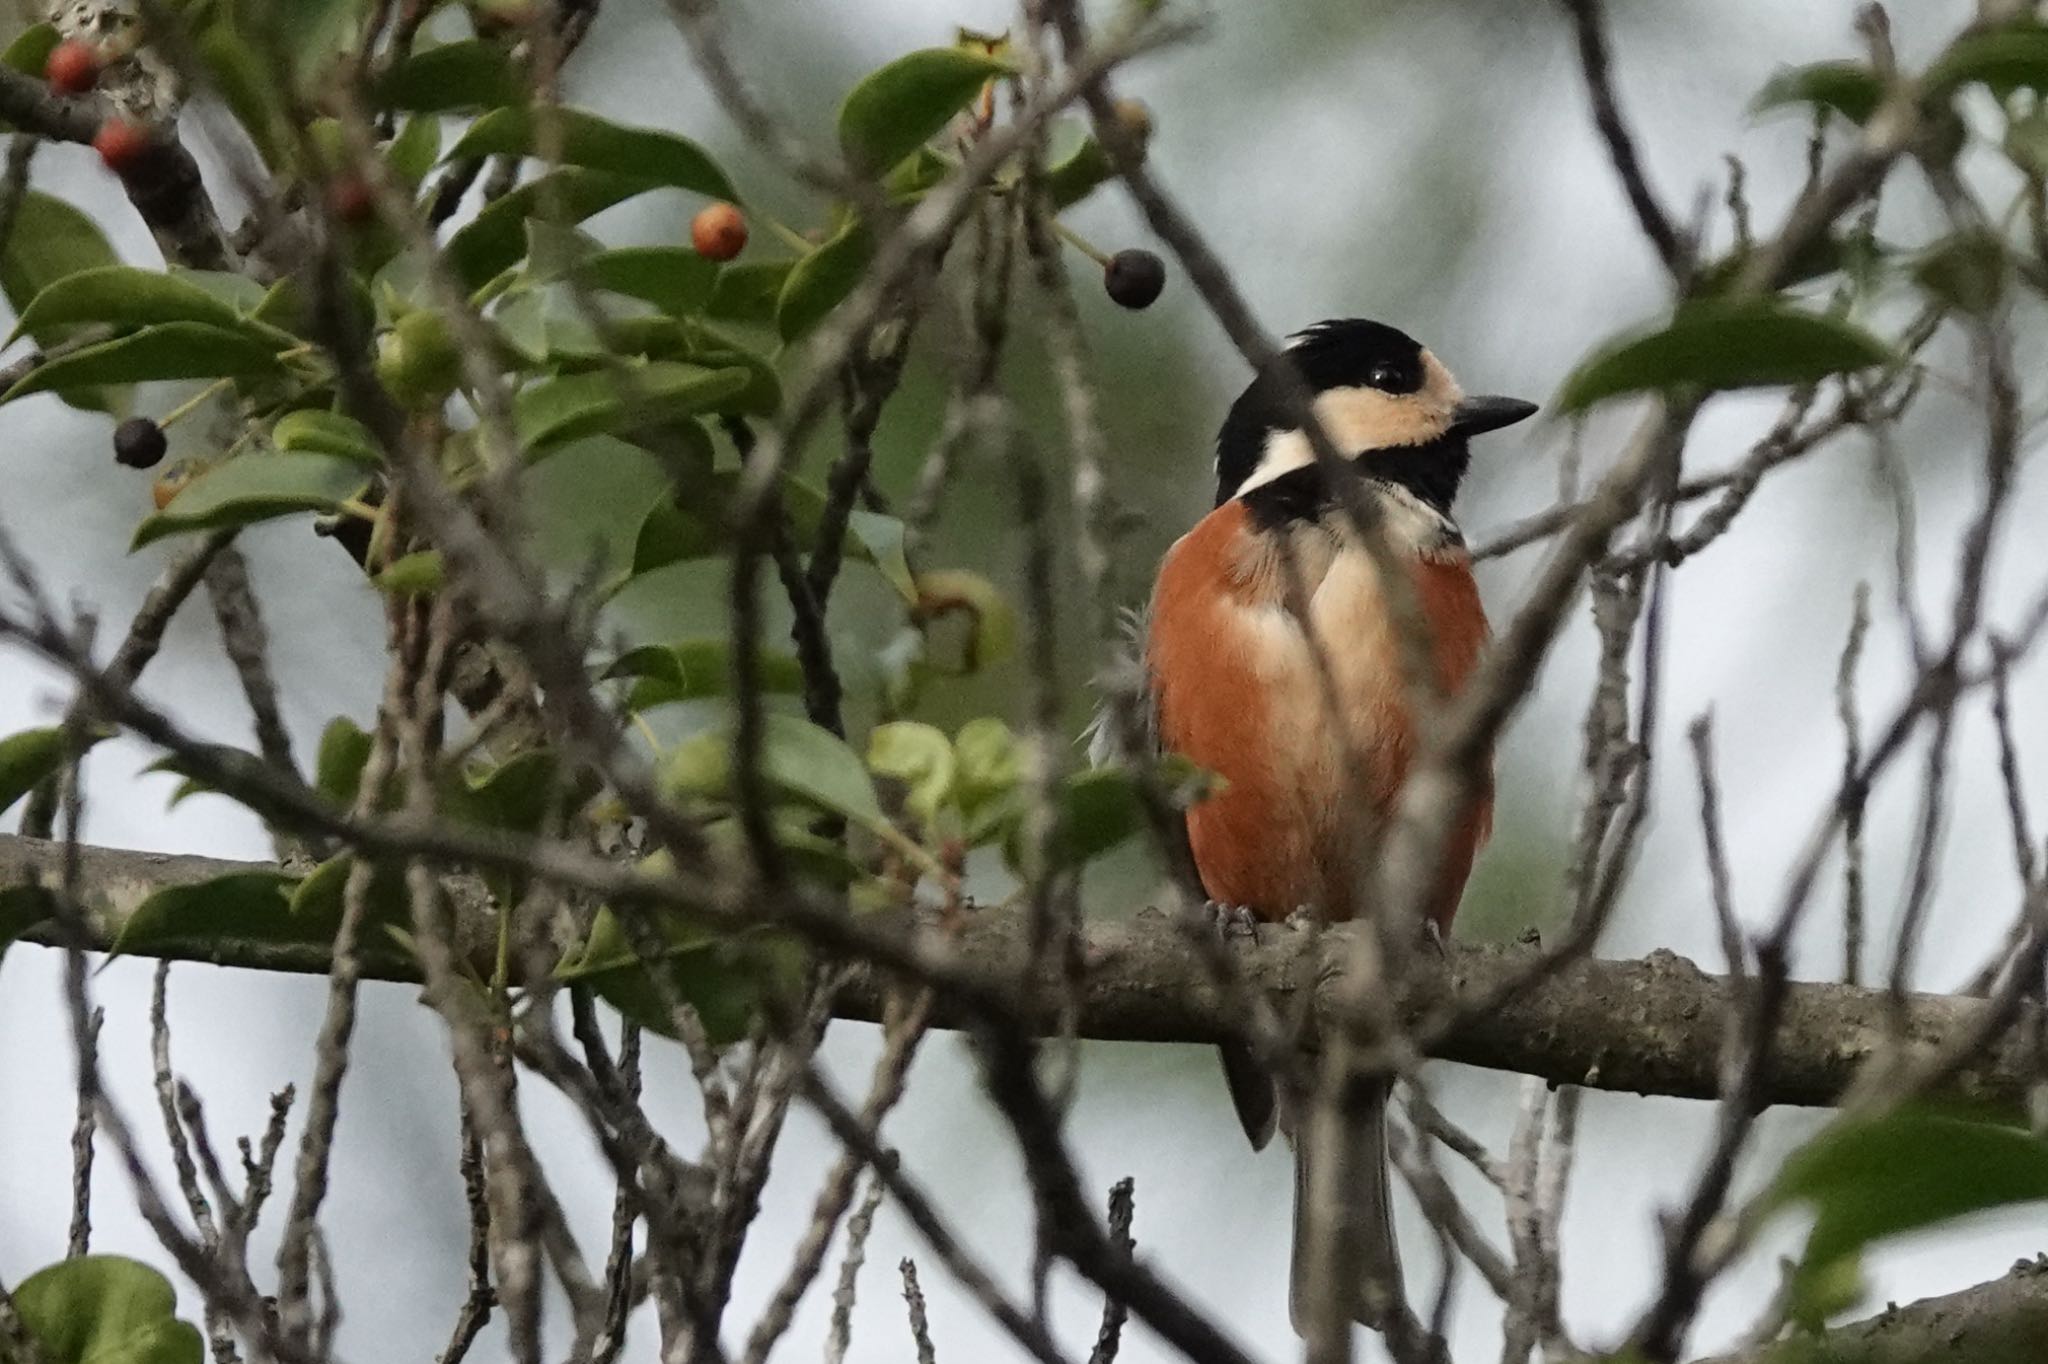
[{"x1": 1135, "y1": 318, "x2": 1534, "y2": 1331}]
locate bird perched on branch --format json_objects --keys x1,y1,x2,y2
[{"x1": 1098, "y1": 318, "x2": 1533, "y2": 1332}]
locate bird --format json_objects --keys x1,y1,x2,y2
[{"x1": 1111, "y1": 318, "x2": 1533, "y2": 1332}]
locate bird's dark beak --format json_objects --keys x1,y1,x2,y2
[{"x1": 1452, "y1": 395, "x2": 1538, "y2": 437}]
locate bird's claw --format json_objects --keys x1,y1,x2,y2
[
  {"x1": 1418, "y1": 917, "x2": 1447, "y2": 959},
  {"x1": 1206, "y1": 900, "x2": 1261, "y2": 944}
]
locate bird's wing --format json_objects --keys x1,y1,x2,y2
[
  {"x1": 1084, "y1": 596, "x2": 1280, "y2": 1151},
  {"x1": 1081, "y1": 603, "x2": 1155, "y2": 768}
]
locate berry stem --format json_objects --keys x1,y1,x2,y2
[
  {"x1": 1050, "y1": 217, "x2": 1112, "y2": 268},
  {"x1": 758, "y1": 211, "x2": 815, "y2": 256},
  {"x1": 155, "y1": 375, "x2": 238, "y2": 431}
]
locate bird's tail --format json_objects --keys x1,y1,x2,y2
[{"x1": 1289, "y1": 1077, "x2": 1403, "y2": 1333}]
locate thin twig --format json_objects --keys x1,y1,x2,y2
[
  {"x1": 825, "y1": 1171, "x2": 885, "y2": 1364},
  {"x1": 1837, "y1": 584, "x2": 1872, "y2": 985},
  {"x1": 1689, "y1": 716, "x2": 1745, "y2": 980},
  {"x1": 66, "y1": 1006, "x2": 103, "y2": 1258},
  {"x1": 1087, "y1": 1178, "x2": 1137, "y2": 1364},
  {"x1": 1556, "y1": 0, "x2": 1687, "y2": 276},
  {"x1": 899, "y1": 1259, "x2": 938, "y2": 1364}
]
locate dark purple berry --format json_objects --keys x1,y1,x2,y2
[
  {"x1": 1104, "y1": 248, "x2": 1165, "y2": 309},
  {"x1": 114, "y1": 416, "x2": 167, "y2": 469}
]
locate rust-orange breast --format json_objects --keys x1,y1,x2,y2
[{"x1": 1148, "y1": 500, "x2": 1493, "y2": 927}]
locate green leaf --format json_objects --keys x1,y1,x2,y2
[
  {"x1": 629, "y1": 495, "x2": 726, "y2": 576},
  {"x1": 445, "y1": 749, "x2": 594, "y2": 834},
  {"x1": 172, "y1": 268, "x2": 272, "y2": 315},
  {"x1": 388, "y1": 113, "x2": 443, "y2": 187},
  {"x1": 271, "y1": 409, "x2": 382, "y2": 465},
  {"x1": 704, "y1": 813, "x2": 862, "y2": 890},
  {"x1": 193, "y1": 21, "x2": 287, "y2": 167},
  {"x1": 14, "y1": 1255, "x2": 203, "y2": 1364},
  {"x1": 1767, "y1": 1110, "x2": 2048, "y2": 1314},
  {"x1": 706, "y1": 259, "x2": 795, "y2": 323},
  {"x1": 1928, "y1": 26, "x2": 2048, "y2": 98},
  {"x1": 268, "y1": 0, "x2": 373, "y2": 89},
  {"x1": 1914, "y1": 230, "x2": 2008, "y2": 314},
  {"x1": 520, "y1": 219, "x2": 602, "y2": 281},
  {"x1": 445, "y1": 169, "x2": 654, "y2": 289},
  {"x1": 142, "y1": 748, "x2": 273, "y2": 815},
  {"x1": 577, "y1": 246, "x2": 719, "y2": 317},
  {"x1": 0, "y1": 193, "x2": 122, "y2": 342},
  {"x1": 846, "y1": 509, "x2": 916, "y2": 602},
  {"x1": 559, "y1": 904, "x2": 802, "y2": 1045},
  {"x1": 953, "y1": 717, "x2": 1024, "y2": 819},
  {"x1": 314, "y1": 716, "x2": 374, "y2": 806},
  {"x1": 1752, "y1": 61, "x2": 1884, "y2": 124},
  {"x1": 838, "y1": 47, "x2": 1010, "y2": 175},
  {"x1": 605, "y1": 638, "x2": 803, "y2": 710},
  {"x1": 667, "y1": 321, "x2": 781, "y2": 414},
  {"x1": 492, "y1": 283, "x2": 589, "y2": 362},
  {"x1": 867, "y1": 721, "x2": 954, "y2": 823},
  {"x1": 1044, "y1": 135, "x2": 1120, "y2": 210},
  {"x1": 7, "y1": 265, "x2": 270, "y2": 347},
  {"x1": 1005, "y1": 766, "x2": 1147, "y2": 873},
  {"x1": 253, "y1": 272, "x2": 374, "y2": 342},
  {"x1": 2007, "y1": 108, "x2": 2048, "y2": 177},
  {"x1": 625, "y1": 469, "x2": 893, "y2": 584},
  {"x1": 776, "y1": 219, "x2": 873, "y2": 341},
  {"x1": 663, "y1": 712, "x2": 885, "y2": 827},
  {"x1": 110, "y1": 871, "x2": 303, "y2": 955},
  {"x1": 884, "y1": 145, "x2": 952, "y2": 199},
  {"x1": 446, "y1": 107, "x2": 738, "y2": 201},
  {"x1": 0, "y1": 191, "x2": 123, "y2": 410},
  {"x1": 3, "y1": 323, "x2": 286, "y2": 406},
  {"x1": 755, "y1": 714, "x2": 886, "y2": 826},
  {"x1": 373, "y1": 549, "x2": 443, "y2": 595},
  {"x1": 1691, "y1": 234, "x2": 1866, "y2": 298},
  {"x1": 286, "y1": 853, "x2": 411, "y2": 940},
  {"x1": 1555, "y1": 301, "x2": 1894, "y2": 412},
  {"x1": 0, "y1": 883, "x2": 56, "y2": 950},
  {"x1": 0, "y1": 726, "x2": 65, "y2": 817},
  {"x1": 131, "y1": 453, "x2": 370, "y2": 550},
  {"x1": 2, "y1": 25, "x2": 60, "y2": 80},
  {"x1": 376, "y1": 38, "x2": 525, "y2": 112},
  {"x1": 514, "y1": 362, "x2": 749, "y2": 455}
]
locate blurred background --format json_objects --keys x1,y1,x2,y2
[{"x1": 5, "y1": 0, "x2": 2047, "y2": 1360}]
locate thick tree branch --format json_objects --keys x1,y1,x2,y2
[
  {"x1": 1704, "y1": 1258, "x2": 2048, "y2": 1364},
  {"x1": 0, "y1": 65, "x2": 232, "y2": 269},
  {"x1": 4, "y1": 831, "x2": 2036, "y2": 1114}
]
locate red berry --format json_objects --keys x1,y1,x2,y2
[
  {"x1": 691, "y1": 202, "x2": 748, "y2": 262},
  {"x1": 328, "y1": 176, "x2": 375, "y2": 225},
  {"x1": 93, "y1": 118, "x2": 155, "y2": 176},
  {"x1": 44, "y1": 40, "x2": 102, "y2": 96}
]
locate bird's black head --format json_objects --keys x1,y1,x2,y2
[{"x1": 1212, "y1": 318, "x2": 1535, "y2": 511}]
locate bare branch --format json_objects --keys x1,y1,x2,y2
[
  {"x1": 1556, "y1": 0, "x2": 1687, "y2": 275},
  {"x1": 13, "y1": 831, "x2": 2048, "y2": 1113}
]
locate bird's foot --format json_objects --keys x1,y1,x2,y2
[
  {"x1": 1418, "y1": 917, "x2": 1447, "y2": 959},
  {"x1": 1283, "y1": 905, "x2": 1317, "y2": 933},
  {"x1": 1206, "y1": 900, "x2": 1261, "y2": 944}
]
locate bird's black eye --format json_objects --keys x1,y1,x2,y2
[{"x1": 1366, "y1": 363, "x2": 1398, "y2": 390}]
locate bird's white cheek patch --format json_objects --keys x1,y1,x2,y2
[
  {"x1": 1232, "y1": 384, "x2": 1458, "y2": 498},
  {"x1": 1235, "y1": 429, "x2": 1316, "y2": 497}
]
